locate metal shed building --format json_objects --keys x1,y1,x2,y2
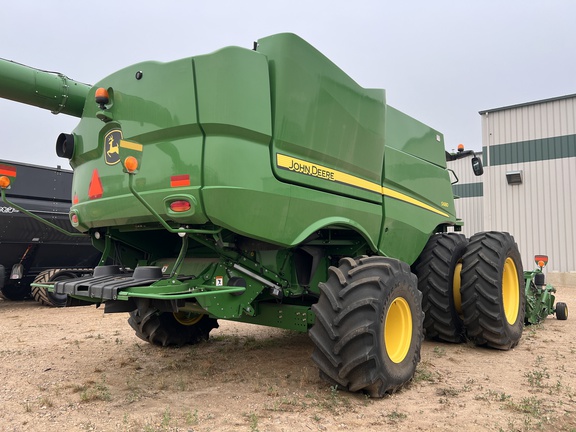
[{"x1": 448, "y1": 94, "x2": 576, "y2": 284}]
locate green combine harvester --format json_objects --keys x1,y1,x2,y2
[{"x1": 0, "y1": 33, "x2": 562, "y2": 397}]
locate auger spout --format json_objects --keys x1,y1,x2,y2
[{"x1": 0, "y1": 58, "x2": 90, "y2": 117}]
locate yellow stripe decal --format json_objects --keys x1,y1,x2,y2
[
  {"x1": 120, "y1": 140, "x2": 143, "y2": 152},
  {"x1": 276, "y1": 153, "x2": 449, "y2": 218},
  {"x1": 276, "y1": 154, "x2": 381, "y2": 193},
  {"x1": 381, "y1": 187, "x2": 449, "y2": 217}
]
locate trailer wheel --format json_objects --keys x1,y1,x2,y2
[
  {"x1": 128, "y1": 308, "x2": 219, "y2": 347},
  {"x1": 556, "y1": 302, "x2": 568, "y2": 320},
  {"x1": 412, "y1": 233, "x2": 468, "y2": 343},
  {"x1": 31, "y1": 269, "x2": 87, "y2": 307},
  {"x1": 460, "y1": 232, "x2": 525, "y2": 350},
  {"x1": 309, "y1": 256, "x2": 423, "y2": 397}
]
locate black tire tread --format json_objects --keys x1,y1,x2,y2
[
  {"x1": 556, "y1": 302, "x2": 568, "y2": 320},
  {"x1": 309, "y1": 256, "x2": 423, "y2": 397},
  {"x1": 460, "y1": 231, "x2": 525, "y2": 350},
  {"x1": 128, "y1": 309, "x2": 218, "y2": 347},
  {"x1": 412, "y1": 233, "x2": 468, "y2": 343},
  {"x1": 31, "y1": 268, "x2": 91, "y2": 307}
]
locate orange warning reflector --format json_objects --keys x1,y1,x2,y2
[
  {"x1": 0, "y1": 176, "x2": 10, "y2": 189},
  {"x1": 73, "y1": 194, "x2": 79, "y2": 205},
  {"x1": 170, "y1": 174, "x2": 190, "y2": 188},
  {"x1": 88, "y1": 169, "x2": 103, "y2": 199},
  {"x1": 0, "y1": 164, "x2": 17, "y2": 177},
  {"x1": 169, "y1": 200, "x2": 192, "y2": 212}
]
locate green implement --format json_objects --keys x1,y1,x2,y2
[{"x1": 524, "y1": 255, "x2": 568, "y2": 324}]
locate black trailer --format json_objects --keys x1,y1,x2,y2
[{"x1": 0, "y1": 160, "x2": 100, "y2": 306}]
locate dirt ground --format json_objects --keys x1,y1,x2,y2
[{"x1": 0, "y1": 286, "x2": 575, "y2": 432}]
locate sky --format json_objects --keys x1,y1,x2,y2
[{"x1": 1, "y1": 0, "x2": 575, "y2": 168}]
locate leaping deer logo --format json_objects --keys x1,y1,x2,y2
[
  {"x1": 104, "y1": 129, "x2": 122, "y2": 165},
  {"x1": 107, "y1": 135, "x2": 119, "y2": 158}
]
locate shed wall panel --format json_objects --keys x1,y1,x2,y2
[{"x1": 480, "y1": 95, "x2": 576, "y2": 273}]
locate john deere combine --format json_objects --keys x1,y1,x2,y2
[{"x1": 0, "y1": 34, "x2": 526, "y2": 397}]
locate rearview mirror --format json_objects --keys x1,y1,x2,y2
[{"x1": 471, "y1": 156, "x2": 484, "y2": 176}]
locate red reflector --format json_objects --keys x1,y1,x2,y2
[
  {"x1": 0, "y1": 164, "x2": 17, "y2": 177},
  {"x1": 170, "y1": 174, "x2": 190, "y2": 188},
  {"x1": 169, "y1": 200, "x2": 191, "y2": 212},
  {"x1": 73, "y1": 194, "x2": 79, "y2": 204},
  {"x1": 534, "y1": 255, "x2": 548, "y2": 265},
  {"x1": 88, "y1": 169, "x2": 103, "y2": 199},
  {"x1": 71, "y1": 214, "x2": 79, "y2": 224}
]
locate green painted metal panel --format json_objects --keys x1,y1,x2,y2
[
  {"x1": 201, "y1": 136, "x2": 382, "y2": 248},
  {"x1": 378, "y1": 107, "x2": 457, "y2": 262},
  {"x1": 379, "y1": 196, "x2": 451, "y2": 265},
  {"x1": 70, "y1": 58, "x2": 207, "y2": 230},
  {"x1": 229, "y1": 302, "x2": 312, "y2": 332},
  {"x1": 194, "y1": 46, "x2": 272, "y2": 139},
  {"x1": 385, "y1": 106, "x2": 447, "y2": 168},
  {"x1": 383, "y1": 146, "x2": 455, "y2": 218},
  {"x1": 258, "y1": 33, "x2": 386, "y2": 204}
]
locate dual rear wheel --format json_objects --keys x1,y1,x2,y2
[
  {"x1": 413, "y1": 231, "x2": 525, "y2": 350},
  {"x1": 309, "y1": 231, "x2": 524, "y2": 397}
]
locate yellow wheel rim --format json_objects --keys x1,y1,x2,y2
[
  {"x1": 453, "y1": 261, "x2": 463, "y2": 314},
  {"x1": 173, "y1": 312, "x2": 203, "y2": 326},
  {"x1": 502, "y1": 257, "x2": 520, "y2": 325},
  {"x1": 384, "y1": 297, "x2": 413, "y2": 364}
]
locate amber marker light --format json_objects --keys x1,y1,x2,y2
[
  {"x1": 0, "y1": 175, "x2": 10, "y2": 189},
  {"x1": 95, "y1": 87, "x2": 110, "y2": 109},
  {"x1": 124, "y1": 156, "x2": 139, "y2": 173},
  {"x1": 457, "y1": 144, "x2": 465, "y2": 152}
]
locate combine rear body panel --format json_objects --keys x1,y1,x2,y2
[
  {"x1": 0, "y1": 33, "x2": 531, "y2": 397},
  {"x1": 69, "y1": 34, "x2": 456, "y2": 263}
]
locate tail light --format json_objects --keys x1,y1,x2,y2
[{"x1": 169, "y1": 200, "x2": 192, "y2": 212}]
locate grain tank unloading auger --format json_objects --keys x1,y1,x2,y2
[{"x1": 0, "y1": 34, "x2": 527, "y2": 397}]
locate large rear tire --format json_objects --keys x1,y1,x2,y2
[
  {"x1": 460, "y1": 232, "x2": 525, "y2": 350},
  {"x1": 412, "y1": 233, "x2": 468, "y2": 343},
  {"x1": 309, "y1": 256, "x2": 423, "y2": 397},
  {"x1": 128, "y1": 308, "x2": 219, "y2": 347}
]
